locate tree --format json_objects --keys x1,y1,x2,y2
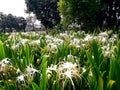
[
  {"x1": 0, "y1": 12, "x2": 7, "y2": 32},
  {"x1": 58, "y1": 0, "x2": 120, "y2": 31},
  {"x1": 6, "y1": 14, "x2": 18, "y2": 32},
  {"x1": 16, "y1": 17, "x2": 27, "y2": 32},
  {"x1": 26, "y1": 0, "x2": 60, "y2": 28},
  {"x1": 0, "y1": 12, "x2": 26, "y2": 32},
  {"x1": 101, "y1": 0, "x2": 120, "y2": 30},
  {"x1": 58, "y1": 0, "x2": 103, "y2": 30},
  {"x1": 25, "y1": 0, "x2": 60, "y2": 28}
]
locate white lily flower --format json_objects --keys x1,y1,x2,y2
[
  {"x1": 84, "y1": 34, "x2": 93, "y2": 42},
  {"x1": 16, "y1": 74, "x2": 25, "y2": 84},
  {"x1": 99, "y1": 31, "x2": 108, "y2": 37}
]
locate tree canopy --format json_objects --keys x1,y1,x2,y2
[
  {"x1": 58, "y1": 0, "x2": 120, "y2": 30},
  {"x1": 102, "y1": 0, "x2": 120, "y2": 30},
  {"x1": 58, "y1": 0, "x2": 104, "y2": 30},
  {"x1": 0, "y1": 12, "x2": 26, "y2": 32},
  {"x1": 25, "y1": 0, "x2": 60, "y2": 28}
]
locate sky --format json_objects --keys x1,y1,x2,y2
[{"x1": 0, "y1": 0, "x2": 30, "y2": 17}]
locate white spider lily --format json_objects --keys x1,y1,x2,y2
[
  {"x1": 84, "y1": 34, "x2": 93, "y2": 42},
  {"x1": 82, "y1": 67, "x2": 86, "y2": 73},
  {"x1": 25, "y1": 65, "x2": 41, "y2": 83},
  {"x1": 62, "y1": 62, "x2": 76, "y2": 70},
  {"x1": 16, "y1": 65, "x2": 41, "y2": 84},
  {"x1": 70, "y1": 38, "x2": 80, "y2": 48},
  {"x1": 47, "y1": 64, "x2": 57, "y2": 74},
  {"x1": 46, "y1": 35, "x2": 53, "y2": 39},
  {"x1": 16, "y1": 74, "x2": 25, "y2": 84},
  {"x1": 60, "y1": 33, "x2": 68, "y2": 38},
  {"x1": 101, "y1": 37, "x2": 107, "y2": 42},
  {"x1": 8, "y1": 32, "x2": 19, "y2": 39},
  {"x1": 59, "y1": 33, "x2": 69, "y2": 39},
  {"x1": 63, "y1": 70, "x2": 75, "y2": 90},
  {"x1": 16, "y1": 68, "x2": 21, "y2": 74},
  {"x1": 112, "y1": 34, "x2": 117, "y2": 39},
  {"x1": 57, "y1": 62, "x2": 81, "y2": 90},
  {"x1": 19, "y1": 38, "x2": 30, "y2": 45},
  {"x1": 99, "y1": 31, "x2": 108, "y2": 37},
  {"x1": 0, "y1": 58, "x2": 13, "y2": 73},
  {"x1": 29, "y1": 40, "x2": 40, "y2": 46},
  {"x1": 53, "y1": 38, "x2": 64, "y2": 46},
  {"x1": 1, "y1": 58, "x2": 12, "y2": 65},
  {"x1": 72, "y1": 38, "x2": 80, "y2": 45},
  {"x1": 47, "y1": 61, "x2": 82, "y2": 90},
  {"x1": 11, "y1": 44, "x2": 20, "y2": 50},
  {"x1": 26, "y1": 65, "x2": 40, "y2": 74},
  {"x1": 47, "y1": 43, "x2": 58, "y2": 53}
]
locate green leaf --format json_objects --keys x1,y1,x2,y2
[
  {"x1": 32, "y1": 82, "x2": 40, "y2": 90},
  {"x1": 40, "y1": 61, "x2": 47, "y2": 90},
  {"x1": 108, "y1": 41, "x2": 120, "y2": 89},
  {"x1": 0, "y1": 41, "x2": 6, "y2": 60},
  {"x1": 98, "y1": 76, "x2": 103, "y2": 90}
]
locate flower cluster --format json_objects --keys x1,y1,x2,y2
[
  {"x1": 47, "y1": 59, "x2": 86, "y2": 90},
  {"x1": 16, "y1": 64, "x2": 41, "y2": 84}
]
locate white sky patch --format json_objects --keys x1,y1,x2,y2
[{"x1": 0, "y1": 0, "x2": 28, "y2": 17}]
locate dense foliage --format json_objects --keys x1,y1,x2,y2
[
  {"x1": 0, "y1": 12, "x2": 26, "y2": 32},
  {"x1": 58, "y1": 0, "x2": 102, "y2": 30},
  {"x1": 58, "y1": 0, "x2": 120, "y2": 30},
  {"x1": 25, "y1": 0, "x2": 60, "y2": 28},
  {"x1": 101, "y1": 0, "x2": 120, "y2": 30},
  {"x1": 0, "y1": 30, "x2": 120, "y2": 90}
]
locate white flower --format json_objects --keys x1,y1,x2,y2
[
  {"x1": 112, "y1": 34, "x2": 117, "y2": 39},
  {"x1": 21, "y1": 65, "x2": 40, "y2": 83},
  {"x1": 60, "y1": 33, "x2": 69, "y2": 39},
  {"x1": 101, "y1": 37, "x2": 107, "y2": 42},
  {"x1": 16, "y1": 74, "x2": 25, "y2": 84},
  {"x1": 26, "y1": 65, "x2": 40, "y2": 75},
  {"x1": 1, "y1": 58, "x2": 12, "y2": 65},
  {"x1": 0, "y1": 58, "x2": 13, "y2": 72},
  {"x1": 16, "y1": 68, "x2": 21, "y2": 74},
  {"x1": 16, "y1": 65, "x2": 41, "y2": 84},
  {"x1": 99, "y1": 31, "x2": 108, "y2": 37},
  {"x1": 101, "y1": 45, "x2": 107, "y2": 50},
  {"x1": 63, "y1": 70, "x2": 75, "y2": 90},
  {"x1": 19, "y1": 38, "x2": 29, "y2": 45},
  {"x1": 47, "y1": 43, "x2": 58, "y2": 53},
  {"x1": 46, "y1": 35, "x2": 53, "y2": 40},
  {"x1": 73, "y1": 38, "x2": 80, "y2": 44},
  {"x1": 81, "y1": 44, "x2": 85, "y2": 47},
  {"x1": 29, "y1": 40, "x2": 40, "y2": 46},
  {"x1": 8, "y1": 32, "x2": 19, "y2": 39},
  {"x1": 47, "y1": 64, "x2": 57, "y2": 74},
  {"x1": 82, "y1": 67, "x2": 86, "y2": 73},
  {"x1": 5, "y1": 32, "x2": 9, "y2": 35},
  {"x1": 57, "y1": 62, "x2": 80, "y2": 90},
  {"x1": 84, "y1": 34, "x2": 93, "y2": 42},
  {"x1": 11, "y1": 44, "x2": 20, "y2": 50},
  {"x1": 70, "y1": 38, "x2": 80, "y2": 48},
  {"x1": 47, "y1": 60, "x2": 85, "y2": 90},
  {"x1": 53, "y1": 38, "x2": 64, "y2": 46},
  {"x1": 60, "y1": 62, "x2": 77, "y2": 71}
]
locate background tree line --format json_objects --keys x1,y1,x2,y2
[
  {"x1": 0, "y1": 12, "x2": 26, "y2": 32},
  {"x1": 25, "y1": 0, "x2": 120, "y2": 31}
]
